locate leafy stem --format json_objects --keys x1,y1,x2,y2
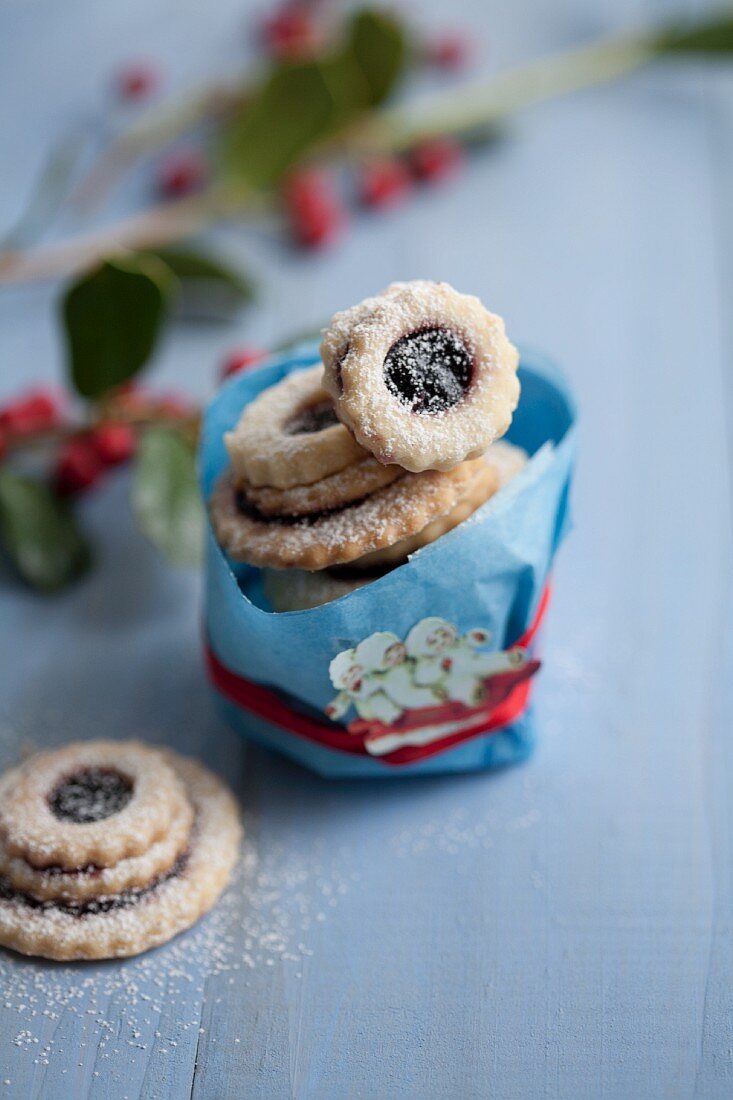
[
  {"x1": 365, "y1": 11, "x2": 733, "y2": 149},
  {"x1": 372, "y1": 31, "x2": 658, "y2": 150},
  {"x1": 0, "y1": 191, "x2": 226, "y2": 284},
  {"x1": 1, "y1": 9, "x2": 731, "y2": 285},
  {"x1": 71, "y1": 81, "x2": 248, "y2": 212}
]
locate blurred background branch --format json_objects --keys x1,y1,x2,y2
[{"x1": 0, "y1": 1, "x2": 731, "y2": 593}]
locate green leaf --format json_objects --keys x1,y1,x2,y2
[
  {"x1": 217, "y1": 7, "x2": 408, "y2": 191},
  {"x1": 654, "y1": 14, "x2": 733, "y2": 55},
  {"x1": 62, "y1": 254, "x2": 174, "y2": 399},
  {"x1": 347, "y1": 8, "x2": 408, "y2": 106},
  {"x1": 317, "y1": 48, "x2": 372, "y2": 135},
  {"x1": 150, "y1": 246, "x2": 256, "y2": 322},
  {"x1": 132, "y1": 427, "x2": 203, "y2": 568},
  {"x1": 219, "y1": 60, "x2": 338, "y2": 191},
  {"x1": 0, "y1": 470, "x2": 92, "y2": 593}
]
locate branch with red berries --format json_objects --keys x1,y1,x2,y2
[
  {"x1": 0, "y1": 297, "x2": 270, "y2": 594},
  {"x1": 0, "y1": 250, "x2": 269, "y2": 593},
  {"x1": 0, "y1": 3, "x2": 732, "y2": 592},
  {"x1": 2, "y1": 4, "x2": 732, "y2": 283}
]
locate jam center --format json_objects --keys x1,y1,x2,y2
[
  {"x1": 383, "y1": 327, "x2": 472, "y2": 414},
  {"x1": 49, "y1": 768, "x2": 133, "y2": 824},
  {"x1": 285, "y1": 400, "x2": 339, "y2": 435}
]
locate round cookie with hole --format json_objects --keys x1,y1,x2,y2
[
  {"x1": 321, "y1": 280, "x2": 521, "y2": 472},
  {"x1": 0, "y1": 741, "x2": 241, "y2": 960}
]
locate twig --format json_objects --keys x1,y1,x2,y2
[
  {"x1": 0, "y1": 126, "x2": 90, "y2": 251},
  {"x1": 70, "y1": 80, "x2": 247, "y2": 212},
  {"x1": 370, "y1": 30, "x2": 658, "y2": 151},
  {"x1": 0, "y1": 15, "x2": 728, "y2": 287},
  {"x1": 5, "y1": 410, "x2": 201, "y2": 458},
  {"x1": 0, "y1": 193, "x2": 225, "y2": 284}
]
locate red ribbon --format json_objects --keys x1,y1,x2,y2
[{"x1": 205, "y1": 586, "x2": 551, "y2": 766}]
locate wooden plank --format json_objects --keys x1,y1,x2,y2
[{"x1": 0, "y1": 0, "x2": 732, "y2": 1097}]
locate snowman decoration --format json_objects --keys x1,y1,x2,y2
[
  {"x1": 326, "y1": 631, "x2": 442, "y2": 726},
  {"x1": 326, "y1": 617, "x2": 529, "y2": 725},
  {"x1": 407, "y1": 617, "x2": 527, "y2": 707}
]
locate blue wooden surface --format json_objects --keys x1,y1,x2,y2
[{"x1": 1, "y1": 0, "x2": 732, "y2": 1097}]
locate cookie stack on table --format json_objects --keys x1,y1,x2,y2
[
  {"x1": 0, "y1": 741, "x2": 241, "y2": 960},
  {"x1": 211, "y1": 280, "x2": 529, "y2": 611}
]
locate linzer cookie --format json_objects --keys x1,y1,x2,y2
[
  {"x1": 243, "y1": 455, "x2": 403, "y2": 517},
  {"x1": 320, "y1": 280, "x2": 520, "y2": 472},
  {"x1": 0, "y1": 741, "x2": 241, "y2": 960},
  {"x1": 225, "y1": 364, "x2": 366, "y2": 489},
  {"x1": 0, "y1": 740, "x2": 191, "y2": 870},
  {"x1": 347, "y1": 457, "x2": 499, "y2": 570},
  {"x1": 210, "y1": 457, "x2": 487, "y2": 570}
]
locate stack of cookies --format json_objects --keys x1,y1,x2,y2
[
  {"x1": 0, "y1": 741, "x2": 241, "y2": 960},
  {"x1": 211, "y1": 280, "x2": 528, "y2": 611}
]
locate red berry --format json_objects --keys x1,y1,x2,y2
[
  {"x1": 359, "y1": 159, "x2": 412, "y2": 209},
  {"x1": 262, "y1": 6, "x2": 317, "y2": 59},
  {"x1": 0, "y1": 388, "x2": 64, "y2": 437},
  {"x1": 220, "y1": 348, "x2": 266, "y2": 382},
  {"x1": 55, "y1": 437, "x2": 103, "y2": 496},
  {"x1": 426, "y1": 34, "x2": 471, "y2": 71},
  {"x1": 117, "y1": 62, "x2": 160, "y2": 101},
  {"x1": 91, "y1": 423, "x2": 137, "y2": 466},
  {"x1": 294, "y1": 202, "x2": 338, "y2": 248},
  {"x1": 157, "y1": 150, "x2": 207, "y2": 198},
  {"x1": 284, "y1": 169, "x2": 343, "y2": 249},
  {"x1": 410, "y1": 137, "x2": 464, "y2": 183}
]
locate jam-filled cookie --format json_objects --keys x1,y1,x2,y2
[
  {"x1": 347, "y1": 454, "x2": 499, "y2": 569},
  {"x1": 242, "y1": 454, "x2": 403, "y2": 517},
  {"x1": 0, "y1": 742, "x2": 241, "y2": 960},
  {"x1": 0, "y1": 797, "x2": 192, "y2": 903},
  {"x1": 210, "y1": 457, "x2": 486, "y2": 571},
  {"x1": 321, "y1": 280, "x2": 520, "y2": 473},
  {"x1": 0, "y1": 740, "x2": 191, "y2": 870},
  {"x1": 225, "y1": 364, "x2": 367, "y2": 489}
]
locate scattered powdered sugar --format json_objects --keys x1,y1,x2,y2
[
  {"x1": 0, "y1": 815, "x2": 362, "y2": 1080},
  {"x1": 389, "y1": 794, "x2": 541, "y2": 859}
]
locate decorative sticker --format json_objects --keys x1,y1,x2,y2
[{"x1": 325, "y1": 617, "x2": 540, "y2": 757}]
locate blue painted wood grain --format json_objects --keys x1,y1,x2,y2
[{"x1": 0, "y1": 0, "x2": 732, "y2": 1096}]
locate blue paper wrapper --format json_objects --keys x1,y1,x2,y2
[{"x1": 201, "y1": 343, "x2": 576, "y2": 778}]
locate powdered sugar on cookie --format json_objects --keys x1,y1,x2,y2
[
  {"x1": 321, "y1": 280, "x2": 520, "y2": 472},
  {"x1": 0, "y1": 743, "x2": 241, "y2": 960},
  {"x1": 210, "y1": 458, "x2": 486, "y2": 570},
  {"x1": 225, "y1": 365, "x2": 366, "y2": 489}
]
